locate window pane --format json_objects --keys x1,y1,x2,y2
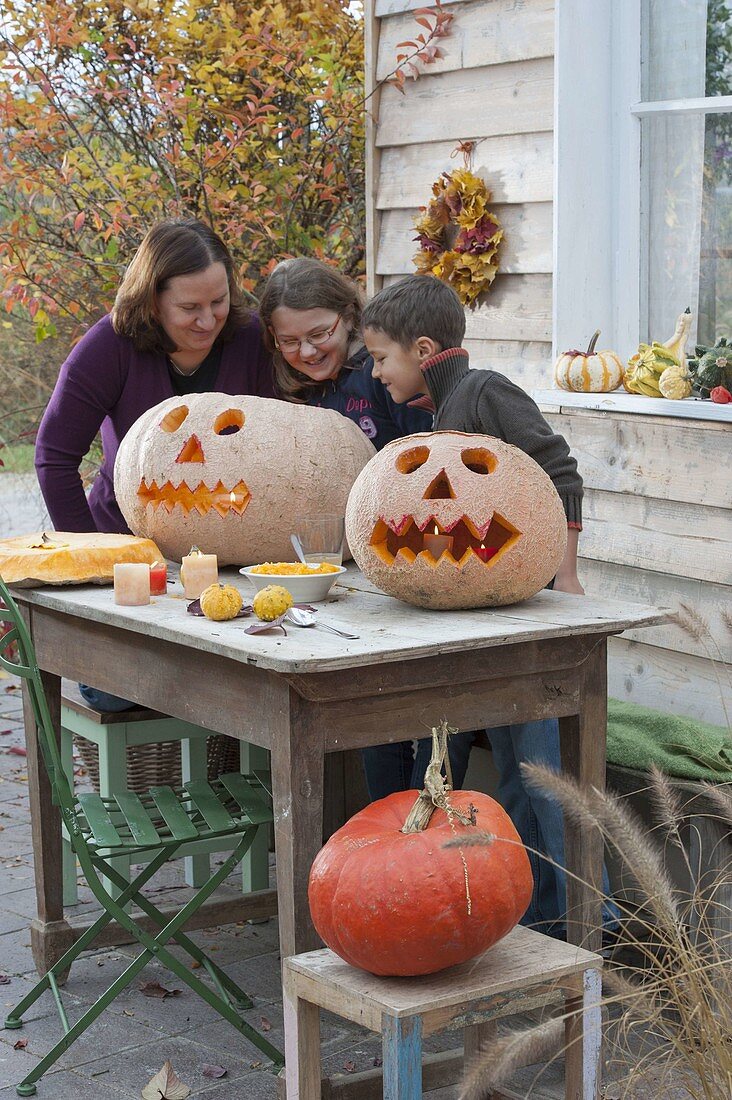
[
  {"x1": 643, "y1": 0, "x2": 732, "y2": 101},
  {"x1": 643, "y1": 113, "x2": 732, "y2": 347}
]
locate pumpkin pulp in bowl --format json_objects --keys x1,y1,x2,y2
[{"x1": 240, "y1": 562, "x2": 346, "y2": 603}]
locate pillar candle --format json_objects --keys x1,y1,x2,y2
[
  {"x1": 149, "y1": 561, "x2": 168, "y2": 596},
  {"x1": 423, "y1": 526, "x2": 454, "y2": 560},
  {"x1": 114, "y1": 563, "x2": 151, "y2": 606},
  {"x1": 180, "y1": 549, "x2": 218, "y2": 599}
]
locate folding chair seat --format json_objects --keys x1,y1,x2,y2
[{"x1": 0, "y1": 578, "x2": 283, "y2": 1096}]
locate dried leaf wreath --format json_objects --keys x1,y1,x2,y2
[{"x1": 413, "y1": 167, "x2": 503, "y2": 306}]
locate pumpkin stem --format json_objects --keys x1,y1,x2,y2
[
  {"x1": 586, "y1": 330, "x2": 601, "y2": 355},
  {"x1": 401, "y1": 720, "x2": 475, "y2": 833}
]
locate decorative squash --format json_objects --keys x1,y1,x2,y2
[
  {"x1": 345, "y1": 431, "x2": 567, "y2": 610},
  {"x1": 660, "y1": 307, "x2": 692, "y2": 372},
  {"x1": 308, "y1": 723, "x2": 533, "y2": 977},
  {"x1": 252, "y1": 585, "x2": 293, "y2": 622},
  {"x1": 658, "y1": 365, "x2": 692, "y2": 401},
  {"x1": 0, "y1": 531, "x2": 162, "y2": 588},
  {"x1": 688, "y1": 338, "x2": 732, "y2": 397},
  {"x1": 624, "y1": 343, "x2": 678, "y2": 397},
  {"x1": 199, "y1": 583, "x2": 243, "y2": 621},
  {"x1": 114, "y1": 394, "x2": 375, "y2": 566},
  {"x1": 554, "y1": 331, "x2": 623, "y2": 393}
]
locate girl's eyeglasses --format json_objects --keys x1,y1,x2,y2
[{"x1": 272, "y1": 315, "x2": 341, "y2": 354}]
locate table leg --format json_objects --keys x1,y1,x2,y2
[
  {"x1": 22, "y1": 668, "x2": 74, "y2": 979},
  {"x1": 559, "y1": 639, "x2": 607, "y2": 952},
  {"x1": 383, "y1": 1014, "x2": 422, "y2": 1100},
  {"x1": 271, "y1": 688, "x2": 326, "y2": 956},
  {"x1": 283, "y1": 968, "x2": 322, "y2": 1100}
]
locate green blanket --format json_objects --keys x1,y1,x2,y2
[{"x1": 607, "y1": 699, "x2": 732, "y2": 781}]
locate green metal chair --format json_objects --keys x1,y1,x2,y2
[{"x1": 0, "y1": 578, "x2": 283, "y2": 1096}]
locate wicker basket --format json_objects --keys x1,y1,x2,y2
[{"x1": 74, "y1": 733, "x2": 242, "y2": 794}]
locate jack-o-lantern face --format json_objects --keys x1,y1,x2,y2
[
  {"x1": 115, "y1": 394, "x2": 375, "y2": 565},
  {"x1": 345, "y1": 431, "x2": 567, "y2": 609}
]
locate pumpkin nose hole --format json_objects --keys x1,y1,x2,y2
[
  {"x1": 422, "y1": 469, "x2": 456, "y2": 500},
  {"x1": 461, "y1": 447, "x2": 497, "y2": 474},
  {"x1": 160, "y1": 405, "x2": 189, "y2": 432},
  {"x1": 214, "y1": 409, "x2": 245, "y2": 436},
  {"x1": 175, "y1": 434, "x2": 206, "y2": 463}
]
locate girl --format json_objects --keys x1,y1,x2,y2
[{"x1": 258, "y1": 258, "x2": 433, "y2": 449}]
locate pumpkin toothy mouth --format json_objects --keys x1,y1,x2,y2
[
  {"x1": 137, "y1": 479, "x2": 251, "y2": 517},
  {"x1": 370, "y1": 514, "x2": 521, "y2": 567}
]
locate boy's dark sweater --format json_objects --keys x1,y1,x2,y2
[{"x1": 422, "y1": 347, "x2": 583, "y2": 526}]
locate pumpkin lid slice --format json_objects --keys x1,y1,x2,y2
[{"x1": 0, "y1": 531, "x2": 164, "y2": 587}]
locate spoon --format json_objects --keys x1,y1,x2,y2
[
  {"x1": 290, "y1": 534, "x2": 321, "y2": 570},
  {"x1": 287, "y1": 607, "x2": 359, "y2": 639}
]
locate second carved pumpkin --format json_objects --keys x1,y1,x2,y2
[{"x1": 345, "y1": 431, "x2": 567, "y2": 609}]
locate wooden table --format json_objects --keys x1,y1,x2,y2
[{"x1": 16, "y1": 566, "x2": 665, "y2": 977}]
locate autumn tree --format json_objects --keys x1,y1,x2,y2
[{"x1": 0, "y1": 0, "x2": 365, "y2": 435}]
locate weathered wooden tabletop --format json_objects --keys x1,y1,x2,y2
[
  {"x1": 16, "y1": 565, "x2": 667, "y2": 978},
  {"x1": 17, "y1": 563, "x2": 665, "y2": 672}
]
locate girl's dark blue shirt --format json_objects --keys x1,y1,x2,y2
[{"x1": 305, "y1": 346, "x2": 433, "y2": 450}]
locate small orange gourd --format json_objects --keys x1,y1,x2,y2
[
  {"x1": 199, "y1": 583, "x2": 243, "y2": 621},
  {"x1": 554, "y1": 331, "x2": 623, "y2": 393}
]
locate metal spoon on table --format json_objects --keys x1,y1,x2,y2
[
  {"x1": 286, "y1": 607, "x2": 359, "y2": 639},
  {"x1": 289, "y1": 534, "x2": 321, "y2": 570}
]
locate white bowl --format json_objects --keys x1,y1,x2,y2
[{"x1": 240, "y1": 565, "x2": 346, "y2": 603}]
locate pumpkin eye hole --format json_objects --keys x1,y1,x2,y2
[
  {"x1": 461, "y1": 447, "x2": 497, "y2": 475},
  {"x1": 214, "y1": 409, "x2": 245, "y2": 436},
  {"x1": 396, "y1": 446, "x2": 430, "y2": 474},
  {"x1": 160, "y1": 405, "x2": 189, "y2": 432}
]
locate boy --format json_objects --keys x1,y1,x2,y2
[
  {"x1": 360, "y1": 275, "x2": 618, "y2": 940},
  {"x1": 362, "y1": 274, "x2": 583, "y2": 592}
]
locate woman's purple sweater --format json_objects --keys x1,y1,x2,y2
[{"x1": 35, "y1": 314, "x2": 275, "y2": 534}]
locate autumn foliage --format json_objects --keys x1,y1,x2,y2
[{"x1": 0, "y1": 0, "x2": 366, "y2": 350}]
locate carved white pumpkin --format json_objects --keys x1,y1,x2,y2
[
  {"x1": 554, "y1": 331, "x2": 623, "y2": 393},
  {"x1": 345, "y1": 431, "x2": 567, "y2": 610},
  {"x1": 114, "y1": 394, "x2": 375, "y2": 565}
]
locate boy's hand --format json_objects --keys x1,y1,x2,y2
[
  {"x1": 554, "y1": 528, "x2": 584, "y2": 594},
  {"x1": 553, "y1": 572, "x2": 585, "y2": 595}
]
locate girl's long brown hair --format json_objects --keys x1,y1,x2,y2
[
  {"x1": 258, "y1": 258, "x2": 364, "y2": 400},
  {"x1": 112, "y1": 218, "x2": 251, "y2": 353}
]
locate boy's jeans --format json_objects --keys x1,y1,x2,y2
[{"x1": 362, "y1": 718, "x2": 619, "y2": 937}]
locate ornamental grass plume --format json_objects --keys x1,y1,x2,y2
[{"x1": 450, "y1": 763, "x2": 732, "y2": 1100}]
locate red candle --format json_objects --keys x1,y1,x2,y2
[
  {"x1": 149, "y1": 560, "x2": 168, "y2": 595},
  {"x1": 423, "y1": 525, "x2": 454, "y2": 560},
  {"x1": 475, "y1": 544, "x2": 498, "y2": 563}
]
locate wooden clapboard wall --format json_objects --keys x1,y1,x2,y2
[
  {"x1": 540, "y1": 403, "x2": 732, "y2": 729},
  {"x1": 366, "y1": 0, "x2": 555, "y2": 392},
  {"x1": 366, "y1": 0, "x2": 731, "y2": 730}
]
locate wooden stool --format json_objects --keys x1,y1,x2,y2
[
  {"x1": 283, "y1": 925, "x2": 603, "y2": 1099},
  {"x1": 60, "y1": 683, "x2": 269, "y2": 904}
]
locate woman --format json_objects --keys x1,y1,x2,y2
[
  {"x1": 36, "y1": 218, "x2": 274, "y2": 535},
  {"x1": 35, "y1": 218, "x2": 274, "y2": 710},
  {"x1": 258, "y1": 258, "x2": 433, "y2": 449}
]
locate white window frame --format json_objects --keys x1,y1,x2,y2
[{"x1": 553, "y1": 0, "x2": 732, "y2": 362}]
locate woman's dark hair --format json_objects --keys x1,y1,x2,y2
[
  {"x1": 112, "y1": 218, "x2": 251, "y2": 352},
  {"x1": 258, "y1": 258, "x2": 363, "y2": 400}
]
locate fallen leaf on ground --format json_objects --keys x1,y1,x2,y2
[
  {"x1": 7, "y1": 746, "x2": 26, "y2": 756},
  {"x1": 4, "y1": 685, "x2": 18, "y2": 692},
  {"x1": 0, "y1": 975, "x2": 11, "y2": 984},
  {"x1": 141, "y1": 1061, "x2": 191, "y2": 1099},
  {"x1": 260, "y1": 1016, "x2": 272, "y2": 1031},
  {"x1": 139, "y1": 981, "x2": 182, "y2": 999},
  {"x1": 1, "y1": 729, "x2": 13, "y2": 734},
  {"x1": 13, "y1": 1038, "x2": 28, "y2": 1050},
  {"x1": 201, "y1": 1064, "x2": 227, "y2": 1078},
  {"x1": 249, "y1": 1061, "x2": 262, "y2": 1070},
  {"x1": 343, "y1": 1060, "x2": 356, "y2": 1073}
]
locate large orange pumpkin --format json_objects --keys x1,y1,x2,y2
[
  {"x1": 114, "y1": 394, "x2": 375, "y2": 565},
  {"x1": 345, "y1": 431, "x2": 567, "y2": 609},
  {"x1": 308, "y1": 729, "x2": 532, "y2": 977}
]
